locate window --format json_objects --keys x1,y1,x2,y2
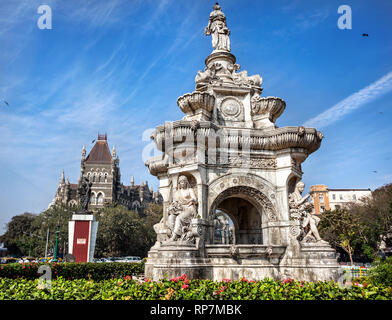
[
  {"x1": 320, "y1": 206, "x2": 325, "y2": 212},
  {"x1": 90, "y1": 193, "x2": 96, "y2": 204},
  {"x1": 318, "y1": 194, "x2": 324, "y2": 202},
  {"x1": 97, "y1": 193, "x2": 103, "y2": 204},
  {"x1": 353, "y1": 194, "x2": 357, "y2": 200},
  {"x1": 87, "y1": 173, "x2": 90, "y2": 181},
  {"x1": 332, "y1": 194, "x2": 336, "y2": 200},
  {"x1": 339, "y1": 194, "x2": 343, "y2": 200},
  {"x1": 92, "y1": 174, "x2": 96, "y2": 182},
  {"x1": 98, "y1": 173, "x2": 102, "y2": 183},
  {"x1": 104, "y1": 173, "x2": 108, "y2": 183}
]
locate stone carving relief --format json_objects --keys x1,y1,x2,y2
[
  {"x1": 218, "y1": 96, "x2": 243, "y2": 121},
  {"x1": 288, "y1": 181, "x2": 327, "y2": 243},
  {"x1": 167, "y1": 175, "x2": 198, "y2": 242},
  {"x1": 227, "y1": 156, "x2": 277, "y2": 169}
]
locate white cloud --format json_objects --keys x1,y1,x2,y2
[{"x1": 303, "y1": 71, "x2": 392, "y2": 129}]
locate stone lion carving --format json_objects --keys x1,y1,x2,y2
[
  {"x1": 288, "y1": 181, "x2": 326, "y2": 243},
  {"x1": 167, "y1": 175, "x2": 198, "y2": 241}
]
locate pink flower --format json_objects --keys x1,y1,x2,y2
[
  {"x1": 170, "y1": 277, "x2": 179, "y2": 282},
  {"x1": 282, "y1": 278, "x2": 294, "y2": 284},
  {"x1": 183, "y1": 279, "x2": 189, "y2": 285},
  {"x1": 240, "y1": 277, "x2": 249, "y2": 282},
  {"x1": 179, "y1": 274, "x2": 188, "y2": 281},
  {"x1": 222, "y1": 278, "x2": 231, "y2": 283},
  {"x1": 144, "y1": 278, "x2": 151, "y2": 283},
  {"x1": 181, "y1": 284, "x2": 189, "y2": 290},
  {"x1": 124, "y1": 275, "x2": 132, "y2": 281}
]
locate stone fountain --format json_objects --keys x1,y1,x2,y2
[{"x1": 144, "y1": 3, "x2": 341, "y2": 282}]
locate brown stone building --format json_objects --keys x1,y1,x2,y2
[{"x1": 48, "y1": 134, "x2": 162, "y2": 212}]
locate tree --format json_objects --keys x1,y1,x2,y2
[
  {"x1": 318, "y1": 208, "x2": 367, "y2": 265},
  {"x1": 0, "y1": 213, "x2": 38, "y2": 256},
  {"x1": 94, "y1": 204, "x2": 162, "y2": 258},
  {"x1": 31, "y1": 204, "x2": 75, "y2": 257}
]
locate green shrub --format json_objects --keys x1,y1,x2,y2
[
  {"x1": 0, "y1": 262, "x2": 144, "y2": 281},
  {"x1": 1, "y1": 275, "x2": 392, "y2": 300},
  {"x1": 369, "y1": 257, "x2": 392, "y2": 286}
]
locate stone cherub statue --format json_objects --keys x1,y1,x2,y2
[
  {"x1": 289, "y1": 181, "x2": 326, "y2": 243},
  {"x1": 79, "y1": 176, "x2": 92, "y2": 212},
  {"x1": 204, "y1": 3, "x2": 231, "y2": 52},
  {"x1": 167, "y1": 175, "x2": 198, "y2": 241}
]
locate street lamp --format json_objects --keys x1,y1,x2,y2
[{"x1": 53, "y1": 225, "x2": 60, "y2": 262}]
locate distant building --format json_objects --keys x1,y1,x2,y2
[
  {"x1": 310, "y1": 185, "x2": 372, "y2": 214},
  {"x1": 48, "y1": 134, "x2": 162, "y2": 212}
]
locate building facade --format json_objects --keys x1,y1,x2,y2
[
  {"x1": 310, "y1": 185, "x2": 372, "y2": 214},
  {"x1": 49, "y1": 134, "x2": 162, "y2": 212}
]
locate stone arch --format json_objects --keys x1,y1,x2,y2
[
  {"x1": 208, "y1": 173, "x2": 278, "y2": 222},
  {"x1": 68, "y1": 199, "x2": 77, "y2": 207},
  {"x1": 90, "y1": 191, "x2": 97, "y2": 204},
  {"x1": 96, "y1": 192, "x2": 104, "y2": 205}
]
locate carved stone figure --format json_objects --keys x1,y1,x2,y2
[
  {"x1": 204, "y1": 3, "x2": 230, "y2": 51},
  {"x1": 79, "y1": 177, "x2": 92, "y2": 212},
  {"x1": 167, "y1": 175, "x2": 198, "y2": 241},
  {"x1": 289, "y1": 181, "x2": 325, "y2": 243}
]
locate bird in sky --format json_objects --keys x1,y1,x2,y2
[
  {"x1": 373, "y1": 171, "x2": 378, "y2": 173},
  {"x1": 91, "y1": 139, "x2": 96, "y2": 144},
  {"x1": 362, "y1": 33, "x2": 369, "y2": 37},
  {"x1": 3, "y1": 100, "x2": 8, "y2": 106}
]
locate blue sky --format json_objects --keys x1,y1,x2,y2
[{"x1": 0, "y1": 0, "x2": 391, "y2": 233}]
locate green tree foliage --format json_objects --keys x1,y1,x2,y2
[
  {"x1": 31, "y1": 204, "x2": 75, "y2": 257},
  {"x1": 319, "y1": 183, "x2": 392, "y2": 263},
  {"x1": 94, "y1": 203, "x2": 162, "y2": 258},
  {"x1": 0, "y1": 213, "x2": 37, "y2": 256},
  {"x1": 318, "y1": 208, "x2": 366, "y2": 265}
]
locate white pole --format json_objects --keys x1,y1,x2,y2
[{"x1": 45, "y1": 228, "x2": 49, "y2": 259}]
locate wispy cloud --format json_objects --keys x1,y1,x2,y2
[{"x1": 303, "y1": 71, "x2": 392, "y2": 129}]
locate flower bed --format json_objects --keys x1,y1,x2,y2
[
  {"x1": 1, "y1": 274, "x2": 391, "y2": 300},
  {"x1": 0, "y1": 262, "x2": 144, "y2": 281}
]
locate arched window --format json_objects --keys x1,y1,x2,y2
[
  {"x1": 97, "y1": 193, "x2": 104, "y2": 204},
  {"x1": 104, "y1": 173, "x2": 108, "y2": 183},
  {"x1": 92, "y1": 174, "x2": 96, "y2": 182},
  {"x1": 90, "y1": 193, "x2": 96, "y2": 204},
  {"x1": 87, "y1": 172, "x2": 91, "y2": 182},
  {"x1": 98, "y1": 173, "x2": 102, "y2": 183}
]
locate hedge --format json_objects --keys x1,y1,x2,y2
[
  {"x1": 1, "y1": 275, "x2": 392, "y2": 300},
  {"x1": 0, "y1": 262, "x2": 144, "y2": 281}
]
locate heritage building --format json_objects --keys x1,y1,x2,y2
[
  {"x1": 310, "y1": 185, "x2": 372, "y2": 214},
  {"x1": 49, "y1": 134, "x2": 162, "y2": 212}
]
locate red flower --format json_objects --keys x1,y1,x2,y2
[
  {"x1": 222, "y1": 278, "x2": 231, "y2": 283},
  {"x1": 183, "y1": 279, "x2": 189, "y2": 285},
  {"x1": 240, "y1": 277, "x2": 249, "y2": 282},
  {"x1": 144, "y1": 278, "x2": 151, "y2": 283},
  {"x1": 124, "y1": 275, "x2": 132, "y2": 281},
  {"x1": 170, "y1": 277, "x2": 179, "y2": 282},
  {"x1": 181, "y1": 284, "x2": 189, "y2": 290},
  {"x1": 282, "y1": 278, "x2": 294, "y2": 284},
  {"x1": 179, "y1": 274, "x2": 188, "y2": 281}
]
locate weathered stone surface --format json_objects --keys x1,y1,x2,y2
[{"x1": 144, "y1": 4, "x2": 340, "y2": 282}]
